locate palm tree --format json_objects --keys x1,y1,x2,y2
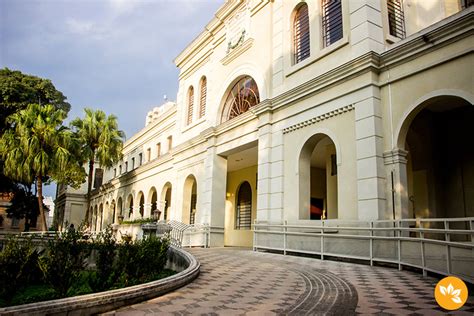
[
  {"x1": 0, "y1": 104, "x2": 74, "y2": 231},
  {"x1": 71, "y1": 109, "x2": 124, "y2": 225}
]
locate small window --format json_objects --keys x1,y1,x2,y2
[
  {"x1": 157, "y1": 143, "x2": 161, "y2": 158},
  {"x1": 461, "y1": 0, "x2": 473, "y2": 9},
  {"x1": 199, "y1": 77, "x2": 207, "y2": 118},
  {"x1": 322, "y1": 0, "x2": 343, "y2": 47},
  {"x1": 125, "y1": 161, "x2": 128, "y2": 172},
  {"x1": 138, "y1": 153, "x2": 142, "y2": 166},
  {"x1": 187, "y1": 86, "x2": 194, "y2": 125},
  {"x1": 119, "y1": 165, "x2": 122, "y2": 174},
  {"x1": 147, "y1": 148, "x2": 151, "y2": 162},
  {"x1": 387, "y1": 0, "x2": 405, "y2": 39},
  {"x1": 293, "y1": 3, "x2": 310, "y2": 64},
  {"x1": 114, "y1": 168, "x2": 117, "y2": 177},
  {"x1": 167, "y1": 136, "x2": 173, "y2": 151},
  {"x1": 131, "y1": 158, "x2": 135, "y2": 170},
  {"x1": 236, "y1": 181, "x2": 252, "y2": 230}
]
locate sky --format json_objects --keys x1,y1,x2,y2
[{"x1": 1, "y1": 0, "x2": 223, "y2": 197}]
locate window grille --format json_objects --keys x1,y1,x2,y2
[
  {"x1": 236, "y1": 181, "x2": 252, "y2": 230},
  {"x1": 199, "y1": 77, "x2": 206, "y2": 118},
  {"x1": 322, "y1": 0, "x2": 343, "y2": 47},
  {"x1": 187, "y1": 86, "x2": 194, "y2": 125},
  {"x1": 222, "y1": 76, "x2": 260, "y2": 122},
  {"x1": 190, "y1": 193, "x2": 197, "y2": 225},
  {"x1": 293, "y1": 4, "x2": 310, "y2": 64},
  {"x1": 387, "y1": 0, "x2": 406, "y2": 39}
]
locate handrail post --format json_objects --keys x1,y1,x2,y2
[
  {"x1": 370, "y1": 221, "x2": 373, "y2": 266},
  {"x1": 321, "y1": 220, "x2": 325, "y2": 261},
  {"x1": 445, "y1": 220, "x2": 451, "y2": 275},
  {"x1": 253, "y1": 220, "x2": 257, "y2": 251},
  {"x1": 397, "y1": 220, "x2": 402, "y2": 271},
  {"x1": 283, "y1": 220, "x2": 287, "y2": 255},
  {"x1": 420, "y1": 229, "x2": 427, "y2": 277}
]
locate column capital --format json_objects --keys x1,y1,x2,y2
[{"x1": 383, "y1": 148, "x2": 408, "y2": 165}]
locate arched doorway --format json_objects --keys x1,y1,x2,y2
[
  {"x1": 110, "y1": 200, "x2": 116, "y2": 224},
  {"x1": 148, "y1": 187, "x2": 158, "y2": 219},
  {"x1": 182, "y1": 175, "x2": 197, "y2": 224},
  {"x1": 161, "y1": 183, "x2": 172, "y2": 221},
  {"x1": 399, "y1": 96, "x2": 473, "y2": 219},
  {"x1": 117, "y1": 197, "x2": 123, "y2": 222},
  {"x1": 99, "y1": 203, "x2": 103, "y2": 231},
  {"x1": 137, "y1": 191, "x2": 145, "y2": 218},
  {"x1": 127, "y1": 194, "x2": 134, "y2": 220},
  {"x1": 236, "y1": 181, "x2": 252, "y2": 230},
  {"x1": 299, "y1": 134, "x2": 338, "y2": 220},
  {"x1": 93, "y1": 205, "x2": 98, "y2": 231}
]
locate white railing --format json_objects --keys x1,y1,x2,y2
[
  {"x1": 253, "y1": 217, "x2": 474, "y2": 284},
  {"x1": 182, "y1": 223, "x2": 210, "y2": 248}
]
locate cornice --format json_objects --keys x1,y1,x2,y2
[
  {"x1": 283, "y1": 105, "x2": 354, "y2": 134},
  {"x1": 272, "y1": 52, "x2": 380, "y2": 111},
  {"x1": 380, "y1": 7, "x2": 473, "y2": 70}
]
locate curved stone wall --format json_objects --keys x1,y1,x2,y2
[{"x1": 0, "y1": 247, "x2": 200, "y2": 316}]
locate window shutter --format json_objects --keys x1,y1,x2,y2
[
  {"x1": 294, "y1": 4, "x2": 310, "y2": 64},
  {"x1": 387, "y1": 0, "x2": 406, "y2": 39},
  {"x1": 322, "y1": 0, "x2": 343, "y2": 47},
  {"x1": 187, "y1": 86, "x2": 194, "y2": 125},
  {"x1": 199, "y1": 77, "x2": 206, "y2": 118}
]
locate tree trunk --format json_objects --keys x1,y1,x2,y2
[
  {"x1": 37, "y1": 176, "x2": 47, "y2": 231},
  {"x1": 85, "y1": 158, "x2": 94, "y2": 226}
]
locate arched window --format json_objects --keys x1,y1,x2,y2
[
  {"x1": 199, "y1": 77, "x2": 207, "y2": 118},
  {"x1": 293, "y1": 3, "x2": 310, "y2": 64},
  {"x1": 387, "y1": 0, "x2": 405, "y2": 39},
  {"x1": 187, "y1": 86, "x2": 194, "y2": 125},
  {"x1": 236, "y1": 181, "x2": 252, "y2": 230},
  {"x1": 128, "y1": 197, "x2": 133, "y2": 218},
  {"x1": 222, "y1": 76, "x2": 260, "y2": 122},
  {"x1": 322, "y1": 0, "x2": 343, "y2": 47},
  {"x1": 139, "y1": 194, "x2": 144, "y2": 217}
]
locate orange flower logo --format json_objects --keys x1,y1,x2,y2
[{"x1": 434, "y1": 276, "x2": 468, "y2": 310}]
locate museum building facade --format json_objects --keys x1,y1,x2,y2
[{"x1": 55, "y1": 0, "x2": 473, "y2": 251}]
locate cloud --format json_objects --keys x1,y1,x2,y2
[
  {"x1": 107, "y1": 0, "x2": 141, "y2": 15},
  {"x1": 66, "y1": 18, "x2": 95, "y2": 35}
]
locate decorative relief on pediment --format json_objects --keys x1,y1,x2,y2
[{"x1": 225, "y1": 2, "x2": 251, "y2": 54}]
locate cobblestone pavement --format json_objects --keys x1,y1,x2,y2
[{"x1": 106, "y1": 248, "x2": 474, "y2": 315}]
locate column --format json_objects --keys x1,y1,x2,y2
[
  {"x1": 383, "y1": 149, "x2": 409, "y2": 219},
  {"x1": 355, "y1": 95, "x2": 387, "y2": 220}
]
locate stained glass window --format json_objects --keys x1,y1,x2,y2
[{"x1": 222, "y1": 76, "x2": 260, "y2": 122}]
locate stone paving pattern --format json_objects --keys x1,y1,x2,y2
[{"x1": 106, "y1": 248, "x2": 474, "y2": 315}]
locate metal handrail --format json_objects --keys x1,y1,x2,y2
[{"x1": 253, "y1": 217, "x2": 474, "y2": 284}]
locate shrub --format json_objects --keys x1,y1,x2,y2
[
  {"x1": 0, "y1": 237, "x2": 41, "y2": 301},
  {"x1": 38, "y1": 229, "x2": 90, "y2": 296},
  {"x1": 89, "y1": 226, "x2": 117, "y2": 291}
]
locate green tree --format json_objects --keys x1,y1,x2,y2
[
  {"x1": 71, "y1": 109, "x2": 124, "y2": 225},
  {"x1": 0, "y1": 104, "x2": 82, "y2": 231},
  {"x1": 0, "y1": 68, "x2": 70, "y2": 133},
  {"x1": 0, "y1": 68, "x2": 71, "y2": 193}
]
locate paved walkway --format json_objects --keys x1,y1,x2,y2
[{"x1": 106, "y1": 248, "x2": 474, "y2": 315}]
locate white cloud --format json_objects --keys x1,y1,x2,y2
[
  {"x1": 66, "y1": 18, "x2": 95, "y2": 35},
  {"x1": 107, "y1": 0, "x2": 141, "y2": 14}
]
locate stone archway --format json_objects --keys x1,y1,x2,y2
[
  {"x1": 392, "y1": 95, "x2": 473, "y2": 219},
  {"x1": 160, "y1": 182, "x2": 172, "y2": 221},
  {"x1": 299, "y1": 133, "x2": 339, "y2": 220},
  {"x1": 182, "y1": 175, "x2": 197, "y2": 224}
]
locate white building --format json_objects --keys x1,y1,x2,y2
[{"x1": 56, "y1": 0, "x2": 473, "y2": 280}]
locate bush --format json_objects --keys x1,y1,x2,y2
[
  {"x1": 89, "y1": 226, "x2": 117, "y2": 291},
  {"x1": 38, "y1": 229, "x2": 90, "y2": 296},
  {"x1": 0, "y1": 237, "x2": 41, "y2": 301}
]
